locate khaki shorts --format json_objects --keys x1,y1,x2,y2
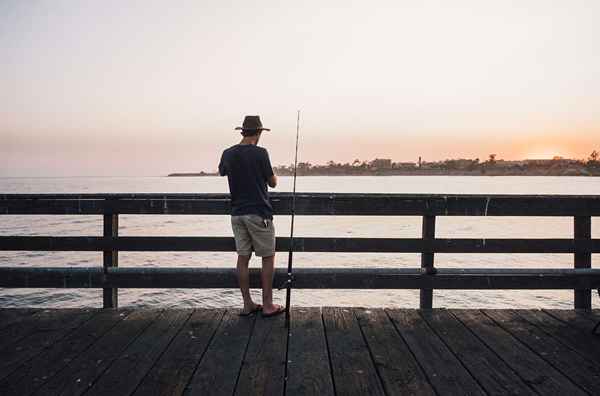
[{"x1": 231, "y1": 214, "x2": 276, "y2": 257}]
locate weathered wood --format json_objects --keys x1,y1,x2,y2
[
  {"x1": 0, "y1": 308, "x2": 40, "y2": 330},
  {"x1": 420, "y1": 215, "x2": 435, "y2": 308},
  {"x1": 322, "y1": 307, "x2": 386, "y2": 396},
  {"x1": 103, "y1": 212, "x2": 118, "y2": 308},
  {"x1": 35, "y1": 309, "x2": 162, "y2": 396},
  {"x1": 86, "y1": 309, "x2": 191, "y2": 396},
  {"x1": 355, "y1": 308, "x2": 435, "y2": 395},
  {"x1": 0, "y1": 309, "x2": 93, "y2": 351},
  {"x1": 132, "y1": 309, "x2": 225, "y2": 396},
  {"x1": 574, "y1": 216, "x2": 592, "y2": 309},
  {"x1": 285, "y1": 307, "x2": 335, "y2": 396},
  {"x1": 521, "y1": 310, "x2": 600, "y2": 365},
  {"x1": 484, "y1": 309, "x2": 600, "y2": 394},
  {"x1": 2, "y1": 308, "x2": 600, "y2": 395},
  {"x1": 235, "y1": 313, "x2": 287, "y2": 396},
  {"x1": 4, "y1": 266, "x2": 600, "y2": 290},
  {"x1": 2, "y1": 193, "x2": 600, "y2": 216},
  {"x1": 5, "y1": 236, "x2": 600, "y2": 253},
  {"x1": 451, "y1": 309, "x2": 586, "y2": 395},
  {"x1": 420, "y1": 309, "x2": 535, "y2": 395},
  {"x1": 543, "y1": 308, "x2": 598, "y2": 326},
  {"x1": 184, "y1": 311, "x2": 255, "y2": 396},
  {"x1": 0, "y1": 309, "x2": 130, "y2": 396},
  {"x1": 0, "y1": 309, "x2": 98, "y2": 381},
  {"x1": 387, "y1": 309, "x2": 485, "y2": 395}
]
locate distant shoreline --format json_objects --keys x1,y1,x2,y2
[
  {"x1": 169, "y1": 155, "x2": 600, "y2": 177},
  {"x1": 167, "y1": 170, "x2": 599, "y2": 177}
]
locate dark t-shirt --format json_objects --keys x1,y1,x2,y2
[{"x1": 218, "y1": 144, "x2": 275, "y2": 219}]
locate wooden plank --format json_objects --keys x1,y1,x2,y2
[
  {"x1": 132, "y1": 309, "x2": 225, "y2": 396},
  {"x1": 421, "y1": 309, "x2": 535, "y2": 395},
  {"x1": 574, "y1": 216, "x2": 592, "y2": 308},
  {"x1": 519, "y1": 310, "x2": 600, "y2": 365},
  {"x1": 103, "y1": 211, "x2": 119, "y2": 308},
  {"x1": 420, "y1": 215, "x2": 435, "y2": 308},
  {"x1": 35, "y1": 309, "x2": 162, "y2": 396},
  {"x1": 387, "y1": 309, "x2": 484, "y2": 395},
  {"x1": 355, "y1": 308, "x2": 434, "y2": 395},
  {"x1": 3, "y1": 193, "x2": 600, "y2": 216},
  {"x1": 451, "y1": 309, "x2": 586, "y2": 395},
  {"x1": 0, "y1": 309, "x2": 130, "y2": 396},
  {"x1": 86, "y1": 309, "x2": 191, "y2": 396},
  {"x1": 0, "y1": 309, "x2": 98, "y2": 380},
  {"x1": 0, "y1": 309, "x2": 94, "y2": 351},
  {"x1": 5, "y1": 236, "x2": 599, "y2": 253},
  {"x1": 484, "y1": 309, "x2": 600, "y2": 394},
  {"x1": 184, "y1": 310, "x2": 255, "y2": 396},
  {"x1": 234, "y1": 312, "x2": 287, "y2": 395},
  {"x1": 5, "y1": 267, "x2": 600, "y2": 290},
  {"x1": 321, "y1": 307, "x2": 385, "y2": 396},
  {"x1": 0, "y1": 308, "x2": 40, "y2": 330},
  {"x1": 285, "y1": 307, "x2": 334, "y2": 396}
]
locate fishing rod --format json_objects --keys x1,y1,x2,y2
[{"x1": 284, "y1": 110, "x2": 300, "y2": 327}]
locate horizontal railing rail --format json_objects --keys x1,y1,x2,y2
[
  {"x1": 1, "y1": 236, "x2": 600, "y2": 253},
  {"x1": 2, "y1": 267, "x2": 600, "y2": 289},
  {"x1": 0, "y1": 193, "x2": 597, "y2": 309},
  {"x1": 3, "y1": 193, "x2": 600, "y2": 216}
]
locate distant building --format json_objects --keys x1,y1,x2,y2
[
  {"x1": 394, "y1": 162, "x2": 417, "y2": 169},
  {"x1": 370, "y1": 158, "x2": 392, "y2": 169}
]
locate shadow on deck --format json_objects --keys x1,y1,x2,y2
[{"x1": 1, "y1": 308, "x2": 600, "y2": 395}]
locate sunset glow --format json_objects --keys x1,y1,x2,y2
[{"x1": 1, "y1": 0, "x2": 599, "y2": 176}]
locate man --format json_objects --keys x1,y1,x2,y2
[{"x1": 218, "y1": 115, "x2": 284, "y2": 317}]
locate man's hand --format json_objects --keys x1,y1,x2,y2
[{"x1": 268, "y1": 174, "x2": 277, "y2": 188}]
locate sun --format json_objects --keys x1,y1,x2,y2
[{"x1": 524, "y1": 148, "x2": 567, "y2": 160}]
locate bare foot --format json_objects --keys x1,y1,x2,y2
[
  {"x1": 240, "y1": 302, "x2": 262, "y2": 316},
  {"x1": 262, "y1": 303, "x2": 284, "y2": 316}
]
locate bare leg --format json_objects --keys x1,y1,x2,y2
[
  {"x1": 237, "y1": 254, "x2": 259, "y2": 313},
  {"x1": 261, "y1": 254, "x2": 281, "y2": 314}
]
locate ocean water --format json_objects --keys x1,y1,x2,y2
[{"x1": 0, "y1": 175, "x2": 598, "y2": 309}]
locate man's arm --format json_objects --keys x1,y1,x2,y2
[
  {"x1": 262, "y1": 149, "x2": 276, "y2": 188},
  {"x1": 268, "y1": 174, "x2": 277, "y2": 188},
  {"x1": 218, "y1": 152, "x2": 227, "y2": 176}
]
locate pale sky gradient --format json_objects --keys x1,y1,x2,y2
[{"x1": 1, "y1": 0, "x2": 599, "y2": 176}]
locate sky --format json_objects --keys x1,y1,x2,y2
[{"x1": 1, "y1": 0, "x2": 599, "y2": 177}]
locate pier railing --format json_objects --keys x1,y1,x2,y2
[{"x1": 1, "y1": 193, "x2": 599, "y2": 309}]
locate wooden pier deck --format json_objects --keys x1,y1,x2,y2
[{"x1": 1, "y1": 308, "x2": 600, "y2": 395}]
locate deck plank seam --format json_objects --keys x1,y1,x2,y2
[
  {"x1": 320, "y1": 308, "x2": 338, "y2": 396},
  {"x1": 24, "y1": 309, "x2": 136, "y2": 396},
  {"x1": 417, "y1": 310, "x2": 489, "y2": 396},
  {"x1": 181, "y1": 308, "x2": 230, "y2": 395},
  {"x1": 77, "y1": 309, "x2": 166, "y2": 396},
  {"x1": 383, "y1": 309, "x2": 439, "y2": 396},
  {"x1": 447, "y1": 310, "x2": 542, "y2": 395},
  {"x1": 128, "y1": 309, "x2": 196, "y2": 396},
  {"x1": 230, "y1": 310, "x2": 258, "y2": 396},
  {"x1": 353, "y1": 309, "x2": 394, "y2": 396},
  {"x1": 0, "y1": 308, "x2": 103, "y2": 384},
  {"x1": 513, "y1": 310, "x2": 600, "y2": 368},
  {"x1": 541, "y1": 309, "x2": 597, "y2": 326},
  {"x1": 0, "y1": 309, "x2": 42, "y2": 331},
  {"x1": 480, "y1": 310, "x2": 593, "y2": 395}
]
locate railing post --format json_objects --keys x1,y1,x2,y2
[
  {"x1": 574, "y1": 216, "x2": 591, "y2": 309},
  {"x1": 103, "y1": 201, "x2": 119, "y2": 308},
  {"x1": 420, "y1": 215, "x2": 436, "y2": 309}
]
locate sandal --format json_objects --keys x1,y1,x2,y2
[
  {"x1": 239, "y1": 304, "x2": 262, "y2": 317},
  {"x1": 262, "y1": 305, "x2": 285, "y2": 318}
]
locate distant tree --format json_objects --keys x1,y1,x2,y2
[
  {"x1": 488, "y1": 154, "x2": 497, "y2": 164},
  {"x1": 352, "y1": 159, "x2": 361, "y2": 167},
  {"x1": 587, "y1": 150, "x2": 599, "y2": 168}
]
